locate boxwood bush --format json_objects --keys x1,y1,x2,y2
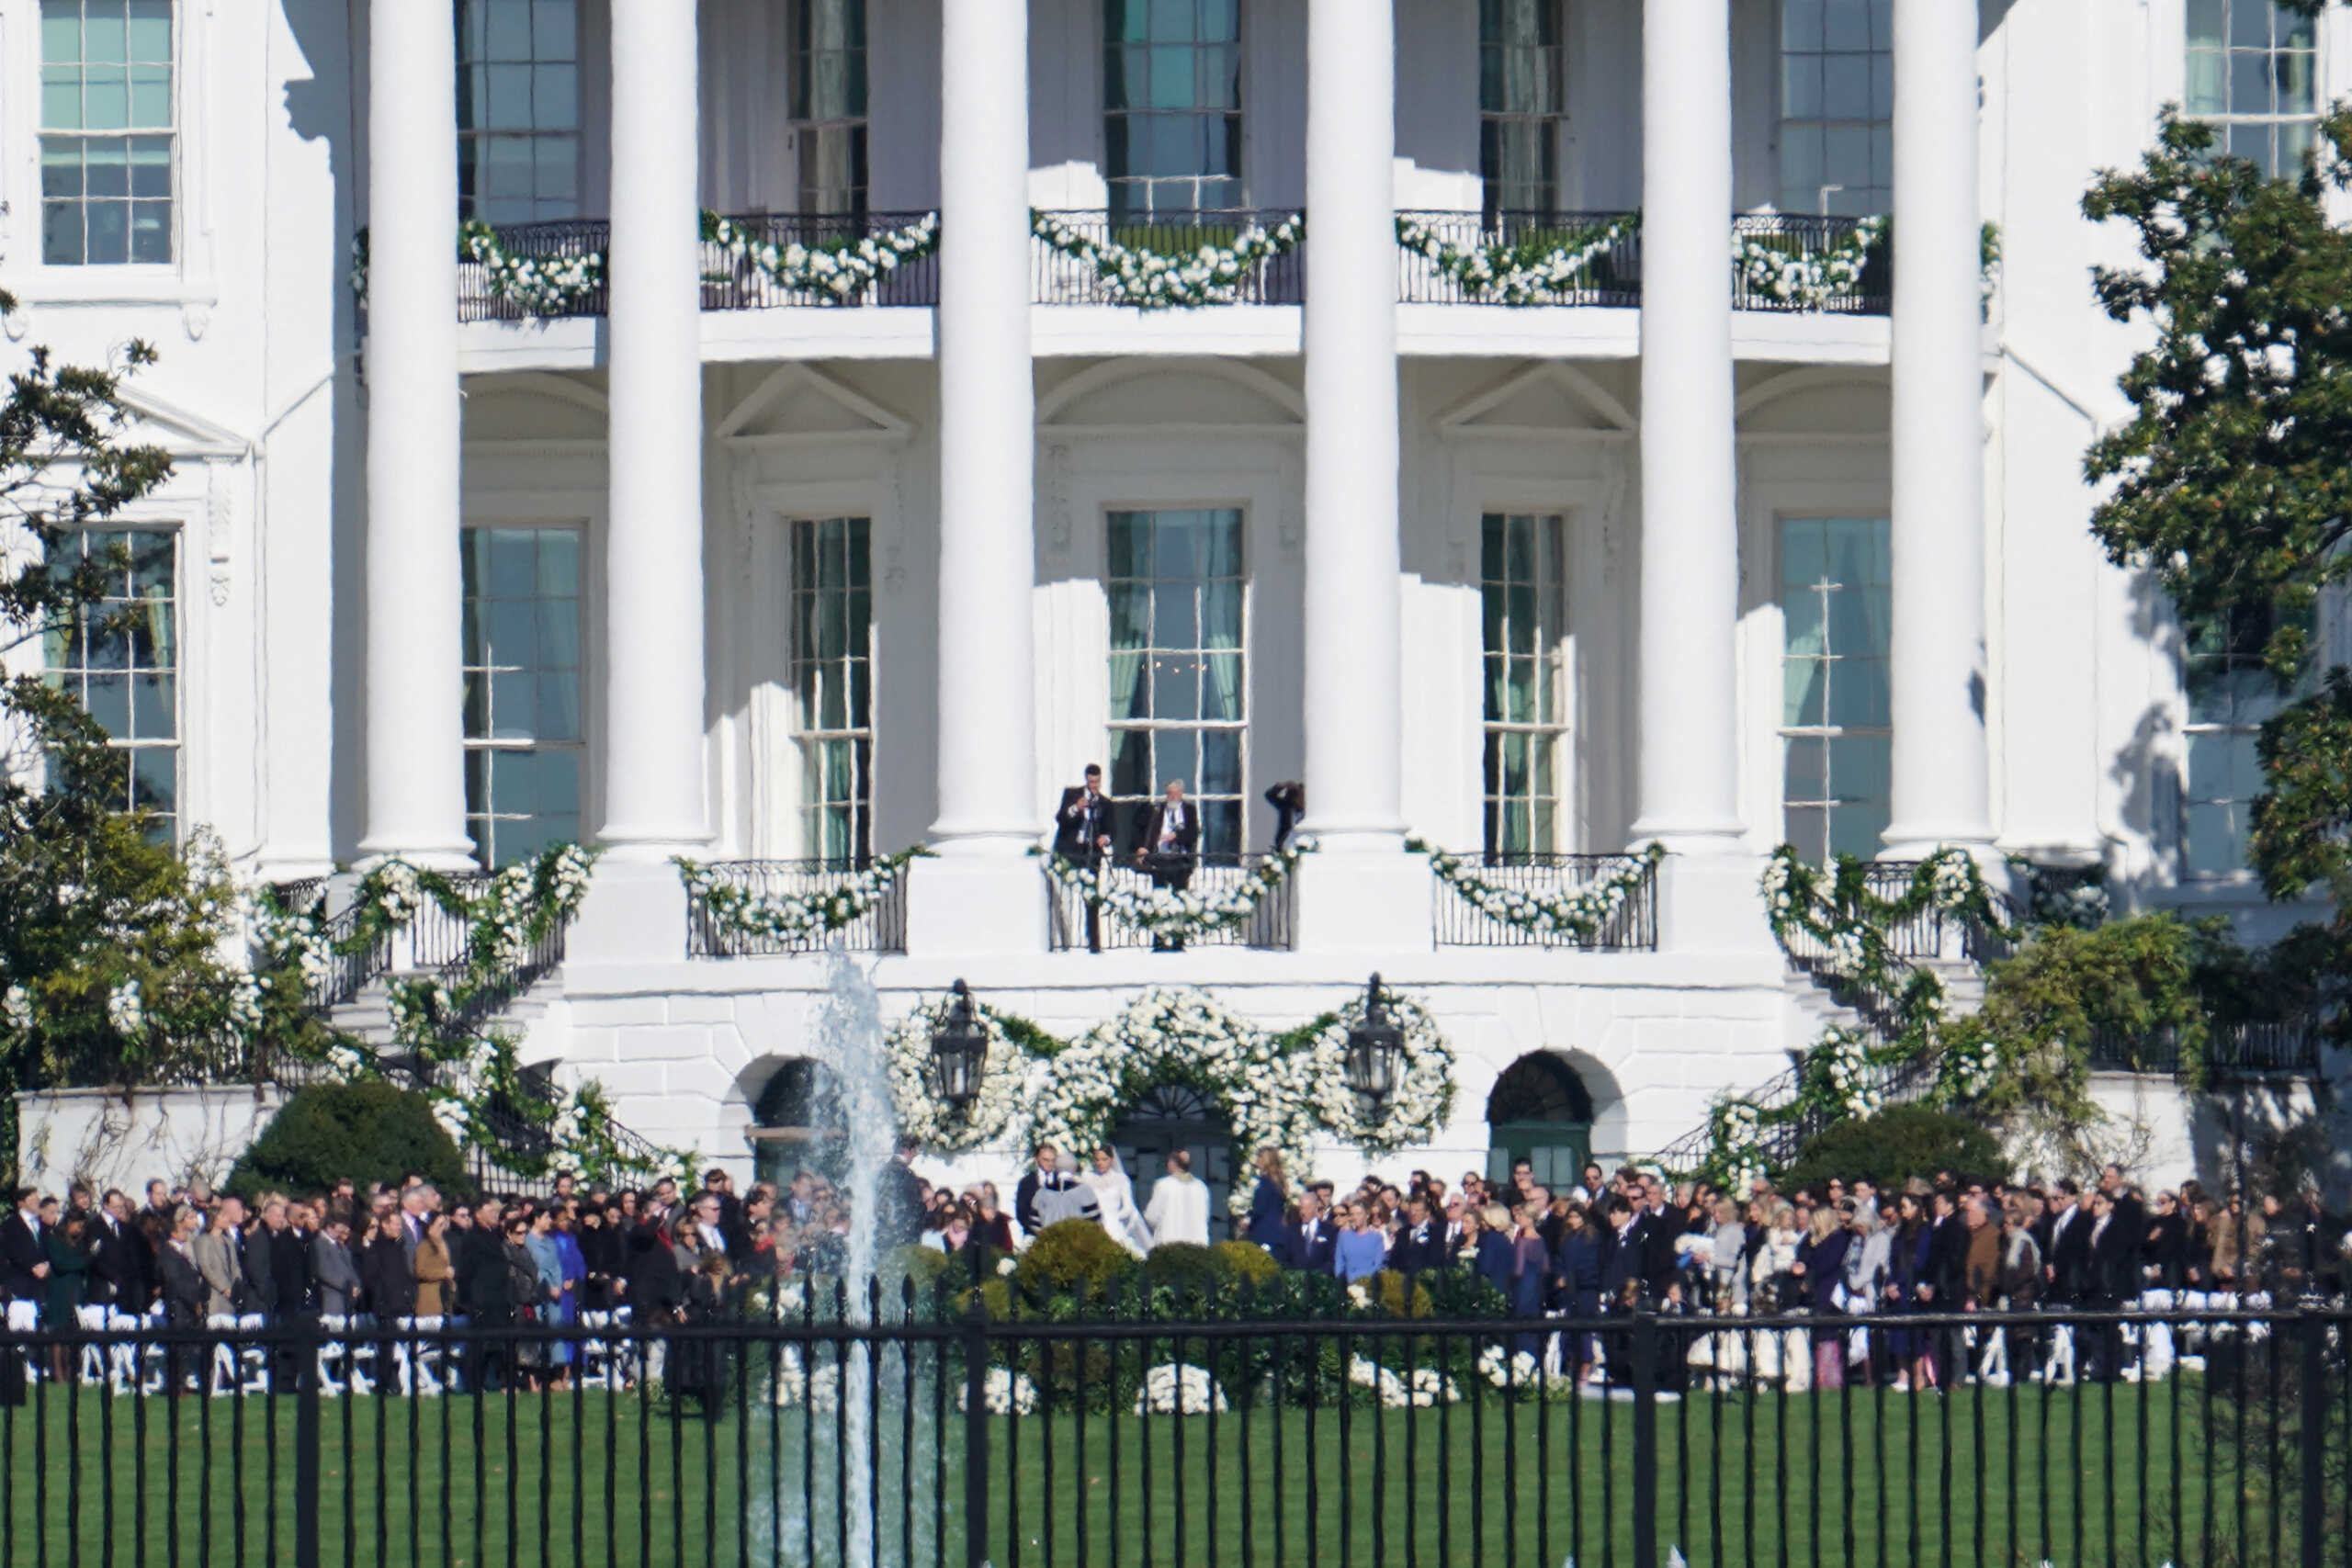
[{"x1": 226, "y1": 1080, "x2": 466, "y2": 1199}]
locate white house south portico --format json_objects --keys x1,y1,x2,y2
[{"x1": 16, "y1": 0, "x2": 2302, "y2": 1189}]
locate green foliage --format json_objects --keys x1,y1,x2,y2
[
  {"x1": 1784, "y1": 1105, "x2": 2005, "y2": 1194},
  {"x1": 2253, "y1": 669, "x2": 2352, "y2": 897},
  {"x1": 1208, "y1": 1238, "x2": 1282, "y2": 1292},
  {"x1": 226, "y1": 1081, "x2": 466, "y2": 1199},
  {"x1": 1418, "y1": 1265, "x2": 1510, "y2": 1320},
  {"x1": 1011, "y1": 1219, "x2": 1138, "y2": 1309},
  {"x1": 1139, "y1": 1241, "x2": 1224, "y2": 1312},
  {"x1": 1363, "y1": 1269, "x2": 1436, "y2": 1320}
]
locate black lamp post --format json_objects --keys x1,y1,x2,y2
[
  {"x1": 928, "y1": 979, "x2": 988, "y2": 1114},
  {"x1": 1346, "y1": 973, "x2": 1405, "y2": 1109}
]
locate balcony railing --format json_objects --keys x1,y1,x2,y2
[
  {"x1": 1032, "y1": 209, "x2": 1306, "y2": 305},
  {"x1": 1730, "y1": 212, "x2": 1892, "y2": 314},
  {"x1": 1396, "y1": 209, "x2": 1643, "y2": 307},
  {"x1": 685, "y1": 860, "x2": 910, "y2": 957},
  {"x1": 1431, "y1": 852, "x2": 1659, "y2": 951},
  {"x1": 1046, "y1": 854, "x2": 1295, "y2": 952},
  {"x1": 2087, "y1": 1018, "x2": 2323, "y2": 1080},
  {"x1": 456, "y1": 220, "x2": 609, "y2": 322},
  {"x1": 699, "y1": 209, "x2": 940, "y2": 310}
]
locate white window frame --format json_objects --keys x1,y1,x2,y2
[
  {"x1": 786, "y1": 0, "x2": 868, "y2": 218},
  {"x1": 1478, "y1": 511, "x2": 1569, "y2": 858},
  {"x1": 1478, "y1": 0, "x2": 1569, "y2": 222},
  {"x1": 1774, "y1": 513, "x2": 1894, "y2": 863},
  {"x1": 456, "y1": 0, "x2": 586, "y2": 225},
  {"x1": 42, "y1": 523, "x2": 182, "y2": 841},
  {"x1": 786, "y1": 513, "x2": 876, "y2": 868},
  {"x1": 2183, "y1": 0, "x2": 2324, "y2": 178},
  {"x1": 1101, "y1": 0, "x2": 1248, "y2": 217},
  {"x1": 458, "y1": 519, "x2": 587, "y2": 868},
  {"x1": 1773, "y1": 0, "x2": 1894, "y2": 217}
]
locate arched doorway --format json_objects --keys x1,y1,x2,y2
[
  {"x1": 1111, "y1": 1083, "x2": 1234, "y2": 1243},
  {"x1": 1486, "y1": 1054, "x2": 1594, "y2": 1192},
  {"x1": 747, "y1": 1058, "x2": 847, "y2": 1190}
]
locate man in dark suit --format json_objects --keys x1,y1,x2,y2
[
  {"x1": 1393, "y1": 1197, "x2": 1443, "y2": 1276},
  {"x1": 1014, "y1": 1145, "x2": 1080, "y2": 1239},
  {"x1": 1282, "y1": 1193, "x2": 1339, "y2": 1272},
  {"x1": 2043, "y1": 1181, "x2": 2089, "y2": 1304},
  {"x1": 1054, "y1": 765, "x2": 1116, "y2": 951},
  {"x1": 1136, "y1": 779, "x2": 1203, "y2": 952},
  {"x1": 1263, "y1": 781, "x2": 1306, "y2": 852},
  {"x1": 2084, "y1": 1191, "x2": 2141, "y2": 1380},
  {"x1": 311, "y1": 1220, "x2": 363, "y2": 1319},
  {"x1": 0, "y1": 1189, "x2": 49, "y2": 1311},
  {"x1": 90, "y1": 1190, "x2": 151, "y2": 1313}
]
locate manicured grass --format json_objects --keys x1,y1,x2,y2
[{"x1": 0, "y1": 1354, "x2": 2318, "y2": 1568}]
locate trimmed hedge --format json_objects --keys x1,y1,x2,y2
[
  {"x1": 1783, "y1": 1103, "x2": 2006, "y2": 1194},
  {"x1": 226, "y1": 1080, "x2": 466, "y2": 1199}
]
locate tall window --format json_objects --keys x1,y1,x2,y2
[
  {"x1": 40, "y1": 0, "x2": 175, "y2": 265},
  {"x1": 1479, "y1": 0, "x2": 1566, "y2": 220},
  {"x1": 791, "y1": 516, "x2": 874, "y2": 867},
  {"x1": 1107, "y1": 509, "x2": 1246, "y2": 855},
  {"x1": 461, "y1": 526, "x2": 582, "y2": 866},
  {"x1": 791, "y1": 0, "x2": 868, "y2": 216},
  {"x1": 1481, "y1": 513, "x2": 1566, "y2": 857},
  {"x1": 2186, "y1": 0, "x2": 2319, "y2": 176},
  {"x1": 2181, "y1": 602, "x2": 2321, "y2": 877},
  {"x1": 1102, "y1": 0, "x2": 1242, "y2": 216},
  {"x1": 1780, "y1": 517, "x2": 1892, "y2": 861},
  {"x1": 46, "y1": 529, "x2": 178, "y2": 840},
  {"x1": 457, "y1": 0, "x2": 582, "y2": 223},
  {"x1": 1777, "y1": 0, "x2": 1893, "y2": 216}
]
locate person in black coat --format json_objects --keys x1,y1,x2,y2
[
  {"x1": 2083, "y1": 1192, "x2": 2142, "y2": 1380},
  {"x1": 154, "y1": 1208, "x2": 208, "y2": 1397},
  {"x1": 1262, "y1": 781, "x2": 1306, "y2": 852},
  {"x1": 1135, "y1": 780, "x2": 1203, "y2": 951},
  {"x1": 1015, "y1": 1146, "x2": 1081, "y2": 1240},
  {"x1": 1053, "y1": 766, "x2": 1116, "y2": 862},
  {"x1": 0, "y1": 1189, "x2": 50, "y2": 1309},
  {"x1": 88, "y1": 1192, "x2": 151, "y2": 1313},
  {"x1": 1279, "y1": 1195, "x2": 1339, "y2": 1272}
]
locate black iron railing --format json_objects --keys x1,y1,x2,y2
[
  {"x1": 1032, "y1": 209, "x2": 1306, "y2": 305},
  {"x1": 1430, "y1": 852, "x2": 1658, "y2": 951},
  {"x1": 1045, "y1": 853, "x2": 1295, "y2": 952},
  {"x1": 700, "y1": 209, "x2": 940, "y2": 310},
  {"x1": 685, "y1": 860, "x2": 910, "y2": 957},
  {"x1": 306, "y1": 898, "x2": 390, "y2": 1013},
  {"x1": 0, "y1": 1303, "x2": 2340, "y2": 1568},
  {"x1": 1396, "y1": 209, "x2": 1642, "y2": 306},
  {"x1": 455, "y1": 218, "x2": 610, "y2": 321},
  {"x1": 2088, "y1": 1018, "x2": 2324, "y2": 1079},
  {"x1": 1730, "y1": 212, "x2": 1893, "y2": 315}
]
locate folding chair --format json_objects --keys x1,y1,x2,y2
[
  {"x1": 394, "y1": 1315, "x2": 446, "y2": 1395},
  {"x1": 205, "y1": 1313, "x2": 270, "y2": 1396}
]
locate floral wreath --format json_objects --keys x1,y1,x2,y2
[
  {"x1": 1394, "y1": 211, "x2": 1638, "y2": 305},
  {"x1": 1411, "y1": 839, "x2": 1662, "y2": 944},
  {"x1": 1732, "y1": 216, "x2": 1884, "y2": 310},
  {"x1": 677, "y1": 848, "x2": 926, "y2": 947},
  {"x1": 881, "y1": 993, "x2": 1027, "y2": 1154},
  {"x1": 1031, "y1": 209, "x2": 1304, "y2": 309},
  {"x1": 1034, "y1": 840, "x2": 1308, "y2": 942}
]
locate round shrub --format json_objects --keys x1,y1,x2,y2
[
  {"x1": 1783, "y1": 1103, "x2": 2006, "y2": 1194},
  {"x1": 1012, "y1": 1219, "x2": 1138, "y2": 1309},
  {"x1": 1141, "y1": 1240, "x2": 1225, "y2": 1311},
  {"x1": 1209, "y1": 1239, "x2": 1282, "y2": 1292},
  {"x1": 226, "y1": 1080, "x2": 466, "y2": 1199},
  {"x1": 1363, "y1": 1269, "x2": 1435, "y2": 1319}
]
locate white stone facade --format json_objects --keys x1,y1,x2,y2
[{"x1": 6, "y1": 0, "x2": 2342, "y2": 1194}]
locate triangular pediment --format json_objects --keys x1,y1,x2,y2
[
  {"x1": 1436, "y1": 362, "x2": 1635, "y2": 437},
  {"x1": 714, "y1": 363, "x2": 911, "y2": 444},
  {"x1": 113, "y1": 386, "x2": 246, "y2": 458}
]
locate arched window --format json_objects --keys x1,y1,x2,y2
[
  {"x1": 749, "y1": 1059, "x2": 844, "y2": 1188},
  {"x1": 1485, "y1": 1053, "x2": 1593, "y2": 1191},
  {"x1": 1111, "y1": 1083, "x2": 1235, "y2": 1242}
]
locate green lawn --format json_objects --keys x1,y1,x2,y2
[{"x1": 0, "y1": 1353, "x2": 2322, "y2": 1568}]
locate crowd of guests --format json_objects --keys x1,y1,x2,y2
[{"x1": 2, "y1": 1148, "x2": 2344, "y2": 1402}]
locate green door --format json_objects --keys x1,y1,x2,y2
[{"x1": 1485, "y1": 1053, "x2": 1595, "y2": 1194}]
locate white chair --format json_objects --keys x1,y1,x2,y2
[
  {"x1": 578, "y1": 1308, "x2": 635, "y2": 1392},
  {"x1": 393, "y1": 1315, "x2": 445, "y2": 1395},
  {"x1": 74, "y1": 1304, "x2": 111, "y2": 1383},
  {"x1": 314, "y1": 1314, "x2": 376, "y2": 1397},
  {"x1": 6, "y1": 1300, "x2": 40, "y2": 1383},
  {"x1": 204, "y1": 1313, "x2": 271, "y2": 1396}
]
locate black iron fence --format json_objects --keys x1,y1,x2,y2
[
  {"x1": 1396, "y1": 209, "x2": 1643, "y2": 307},
  {"x1": 2088, "y1": 1018, "x2": 2324, "y2": 1079},
  {"x1": 684, "y1": 861, "x2": 910, "y2": 957},
  {"x1": 1032, "y1": 209, "x2": 1306, "y2": 305},
  {"x1": 1729, "y1": 213, "x2": 1893, "y2": 315},
  {"x1": 0, "y1": 1303, "x2": 2340, "y2": 1567},
  {"x1": 1046, "y1": 854, "x2": 1295, "y2": 953},
  {"x1": 1430, "y1": 853, "x2": 1659, "y2": 952},
  {"x1": 699, "y1": 210, "x2": 941, "y2": 310},
  {"x1": 455, "y1": 219, "x2": 611, "y2": 322},
  {"x1": 304, "y1": 900, "x2": 389, "y2": 1014}
]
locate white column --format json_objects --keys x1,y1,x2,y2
[
  {"x1": 905, "y1": 0, "x2": 1046, "y2": 953},
  {"x1": 1883, "y1": 0, "x2": 1993, "y2": 858},
  {"x1": 926, "y1": 0, "x2": 1035, "y2": 857},
  {"x1": 597, "y1": 0, "x2": 711, "y2": 860},
  {"x1": 1629, "y1": 0, "x2": 1743, "y2": 854},
  {"x1": 357, "y1": 0, "x2": 471, "y2": 869},
  {"x1": 1300, "y1": 0, "x2": 1403, "y2": 853}
]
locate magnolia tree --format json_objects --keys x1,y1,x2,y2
[{"x1": 0, "y1": 290, "x2": 305, "y2": 1164}]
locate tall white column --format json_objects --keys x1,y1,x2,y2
[
  {"x1": 598, "y1": 0, "x2": 711, "y2": 860},
  {"x1": 357, "y1": 0, "x2": 471, "y2": 869},
  {"x1": 926, "y1": 0, "x2": 1035, "y2": 857},
  {"x1": 1883, "y1": 0, "x2": 1994, "y2": 858},
  {"x1": 1300, "y1": 0, "x2": 1403, "y2": 853},
  {"x1": 905, "y1": 0, "x2": 1046, "y2": 954},
  {"x1": 1629, "y1": 0, "x2": 1743, "y2": 854}
]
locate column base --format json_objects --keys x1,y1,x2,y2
[
  {"x1": 904, "y1": 855, "x2": 1049, "y2": 958},
  {"x1": 353, "y1": 843, "x2": 478, "y2": 874},
  {"x1": 565, "y1": 857, "x2": 690, "y2": 965},
  {"x1": 1291, "y1": 849, "x2": 1434, "y2": 957},
  {"x1": 1651, "y1": 851, "x2": 1778, "y2": 957},
  {"x1": 1878, "y1": 827, "x2": 2000, "y2": 866}
]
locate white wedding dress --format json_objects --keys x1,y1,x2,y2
[{"x1": 1082, "y1": 1156, "x2": 1154, "y2": 1258}]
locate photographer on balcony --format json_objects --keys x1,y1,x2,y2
[
  {"x1": 1135, "y1": 779, "x2": 1200, "y2": 953},
  {"x1": 1053, "y1": 763, "x2": 1115, "y2": 952}
]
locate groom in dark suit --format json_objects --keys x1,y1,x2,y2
[{"x1": 1053, "y1": 764, "x2": 1115, "y2": 952}]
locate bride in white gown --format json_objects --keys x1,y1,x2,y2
[{"x1": 1082, "y1": 1146, "x2": 1155, "y2": 1258}]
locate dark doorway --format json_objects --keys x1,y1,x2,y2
[
  {"x1": 1111, "y1": 1083, "x2": 1234, "y2": 1242},
  {"x1": 1485, "y1": 1054, "x2": 1594, "y2": 1192},
  {"x1": 749, "y1": 1058, "x2": 848, "y2": 1190}
]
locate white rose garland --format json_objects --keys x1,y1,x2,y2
[
  {"x1": 702, "y1": 211, "x2": 940, "y2": 303},
  {"x1": 1032, "y1": 209, "x2": 1304, "y2": 310},
  {"x1": 1035, "y1": 840, "x2": 1309, "y2": 943},
  {"x1": 1292, "y1": 990, "x2": 1455, "y2": 1157},
  {"x1": 882, "y1": 997, "x2": 1025, "y2": 1154},
  {"x1": 1394, "y1": 212, "x2": 1638, "y2": 305},
  {"x1": 1411, "y1": 839, "x2": 1663, "y2": 944},
  {"x1": 1733, "y1": 216, "x2": 1885, "y2": 310},
  {"x1": 679, "y1": 849, "x2": 924, "y2": 947}
]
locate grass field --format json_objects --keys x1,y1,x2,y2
[{"x1": 0, "y1": 1348, "x2": 2319, "y2": 1568}]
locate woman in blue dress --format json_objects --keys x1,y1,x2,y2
[
  {"x1": 1553, "y1": 1201, "x2": 1605, "y2": 1382},
  {"x1": 1473, "y1": 1205, "x2": 1517, "y2": 1302},
  {"x1": 1509, "y1": 1205, "x2": 1551, "y2": 1359},
  {"x1": 1247, "y1": 1147, "x2": 1290, "y2": 1252},
  {"x1": 1885, "y1": 1192, "x2": 1937, "y2": 1392},
  {"x1": 550, "y1": 1203, "x2": 587, "y2": 1378}
]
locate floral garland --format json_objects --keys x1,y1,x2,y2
[
  {"x1": 700, "y1": 211, "x2": 939, "y2": 303},
  {"x1": 1410, "y1": 839, "x2": 1663, "y2": 945},
  {"x1": 1286, "y1": 990, "x2": 1455, "y2": 1157},
  {"x1": 1033, "y1": 840, "x2": 1308, "y2": 943},
  {"x1": 676, "y1": 849, "x2": 926, "y2": 947},
  {"x1": 1733, "y1": 216, "x2": 1885, "y2": 309},
  {"x1": 352, "y1": 212, "x2": 942, "y2": 315},
  {"x1": 1394, "y1": 212, "x2": 1639, "y2": 304},
  {"x1": 1031, "y1": 209, "x2": 1304, "y2": 309},
  {"x1": 880, "y1": 995, "x2": 1026, "y2": 1154}
]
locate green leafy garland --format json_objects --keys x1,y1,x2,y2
[
  {"x1": 1410, "y1": 839, "x2": 1664, "y2": 944},
  {"x1": 1030, "y1": 209, "x2": 1305, "y2": 309},
  {"x1": 1393, "y1": 212, "x2": 1639, "y2": 304},
  {"x1": 1033, "y1": 840, "x2": 1309, "y2": 942},
  {"x1": 676, "y1": 848, "x2": 927, "y2": 947}
]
